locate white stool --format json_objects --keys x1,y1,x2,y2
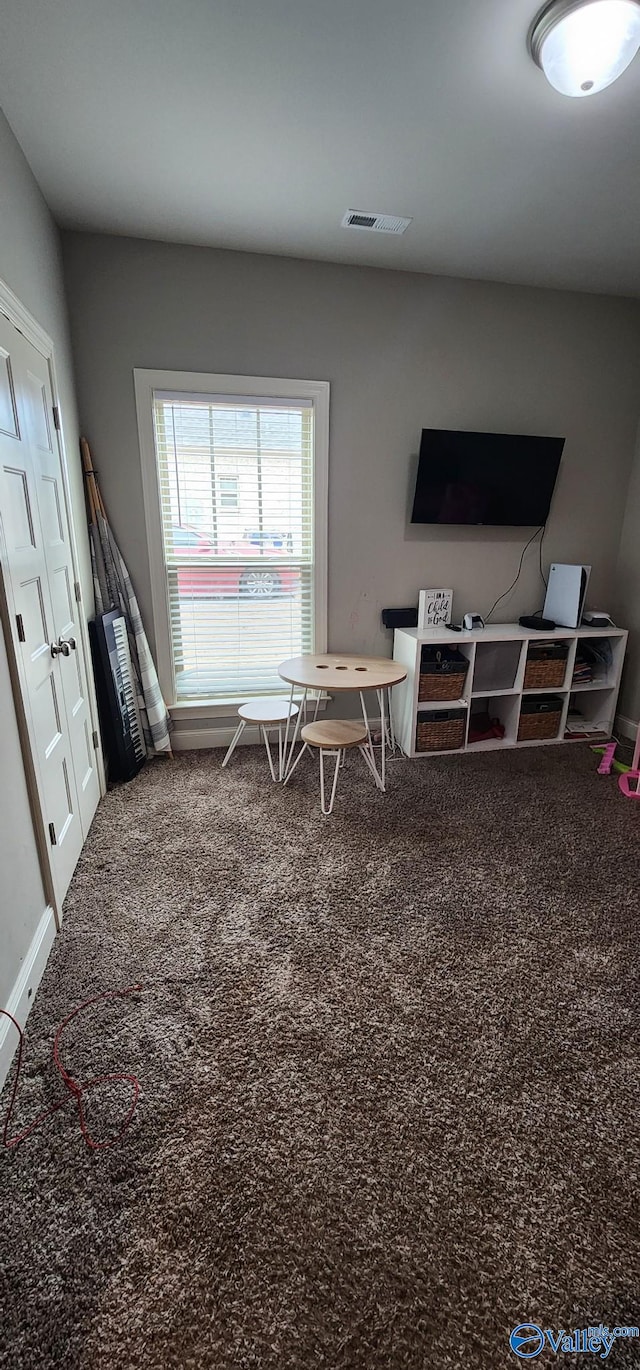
[
  {"x1": 222, "y1": 698, "x2": 299, "y2": 782},
  {"x1": 284, "y1": 719, "x2": 371, "y2": 815}
]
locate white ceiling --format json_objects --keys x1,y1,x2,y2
[{"x1": 2, "y1": 0, "x2": 640, "y2": 295}]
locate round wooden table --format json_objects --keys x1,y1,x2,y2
[{"x1": 278, "y1": 653, "x2": 407, "y2": 790}]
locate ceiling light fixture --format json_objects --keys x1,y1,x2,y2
[{"x1": 529, "y1": 0, "x2": 640, "y2": 96}]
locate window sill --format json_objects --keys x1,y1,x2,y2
[{"x1": 169, "y1": 693, "x2": 328, "y2": 721}]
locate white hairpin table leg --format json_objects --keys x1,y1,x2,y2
[
  {"x1": 387, "y1": 686, "x2": 396, "y2": 752},
  {"x1": 358, "y1": 743, "x2": 378, "y2": 783},
  {"x1": 281, "y1": 681, "x2": 296, "y2": 779},
  {"x1": 359, "y1": 745, "x2": 380, "y2": 784},
  {"x1": 377, "y1": 688, "x2": 386, "y2": 791},
  {"x1": 320, "y1": 747, "x2": 342, "y2": 815},
  {"x1": 283, "y1": 688, "x2": 307, "y2": 781},
  {"x1": 283, "y1": 741, "x2": 309, "y2": 786},
  {"x1": 261, "y1": 726, "x2": 277, "y2": 782},
  {"x1": 222, "y1": 719, "x2": 245, "y2": 768},
  {"x1": 359, "y1": 690, "x2": 383, "y2": 790}
]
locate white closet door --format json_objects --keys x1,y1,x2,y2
[{"x1": 0, "y1": 313, "x2": 99, "y2": 904}]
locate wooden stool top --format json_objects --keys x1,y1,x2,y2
[{"x1": 301, "y1": 719, "x2": 368, "y2": 749}]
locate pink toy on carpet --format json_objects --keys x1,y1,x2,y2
[
  {"x1": 597, "y1": 742, "x2": 617, "y2": 775},
  {"x1": 618, "y1": 723, "x2": 640, "y2": 800}
]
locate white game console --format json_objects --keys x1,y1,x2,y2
[{"x1": 543, "y1": 563, "x2": 591, "y2": 629}]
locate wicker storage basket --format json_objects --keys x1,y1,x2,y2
[
  {"x1": 418, "y1": 646, "x2": 469, "y2": 702},
  {"x1": 416, "y1": 709, "x2": 466, "y2": 752},
  {"x1": 523, "y1": 643, "x2": 568, "y2": 690},
  {"x1": 418, "y1": 671, "x2": 467, "y2": 702},
  {"x1": 517, "y1": 696, "x2": 563, "y2": 742}
]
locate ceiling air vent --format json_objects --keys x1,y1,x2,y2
[{"x1": 341, "y1": 209, "x2": 412, "y2": 235}]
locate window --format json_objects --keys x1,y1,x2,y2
[
  {"x1": 218, "y1": 476, "x2": 239, "y2": 508},
  {"x1": 135, "y1": 371, "x2": 329, "y2": 707}
]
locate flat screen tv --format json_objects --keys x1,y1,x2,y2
[{"x1": 411, "y1": 429, "x2": 564, "y2": 526}]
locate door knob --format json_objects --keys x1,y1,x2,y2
[{"x1": 51, "y1": 637, "x2": 74, "y2": 658}]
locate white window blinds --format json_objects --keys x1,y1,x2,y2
[{"x1": 152, "y1": 390, "x2": 317, "y2": 702}]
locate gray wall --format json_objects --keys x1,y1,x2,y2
[
  {"x1": 0, "y1": 111, "x2": 90, "y2": 1013},
  {"x1": 61, "y1": 231, "x2": 640, "y2": 726},
  {"x1": 615, "y1": 427, "x2": 640, "y2": 728}
]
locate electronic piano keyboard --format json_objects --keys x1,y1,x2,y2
[{"x1": 89, "y1": 609, "x2": 146, "y2": 782}]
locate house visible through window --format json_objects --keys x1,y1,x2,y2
[
  {"x1": 218, "y1": 476, "x2": 239, "y2": 508},
  {"x1": 141, "y1": 376, "x2": 328, "y2": 705}
]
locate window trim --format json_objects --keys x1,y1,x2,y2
[{"x1": 134, "y1": 368, "x2": 329, "y2": 715}]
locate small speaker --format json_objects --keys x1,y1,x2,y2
[{"x1": 382, "y1": 606, "x2": 418, "y2": 629}]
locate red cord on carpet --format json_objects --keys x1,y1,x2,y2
[{"x1": 1, "y1": 986, "x2": 143, "y2": 1152}]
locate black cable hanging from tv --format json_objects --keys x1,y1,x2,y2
[{"x1": 485, "y1": 524, "x2": 547, "y2": 624}]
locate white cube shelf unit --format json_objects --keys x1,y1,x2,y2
[{"x1": 391, "y1": 623, "x2": 627, "y2": 759}]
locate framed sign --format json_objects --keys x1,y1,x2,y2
[{"x1": 418, "y1": 588, "x2": 453, "y2": 629}]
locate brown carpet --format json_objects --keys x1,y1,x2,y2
[{"x1": 1, "y1": 745, "x2": 639, "y2": 1369}]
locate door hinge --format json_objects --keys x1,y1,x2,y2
[
  {"x1": 92, "y1": 729, "x2": 100, "y2": 750},
  {"x1": 16, "y1": 612, "x2": 25, "y2": 642},
  {"x1": 74, "y1": 580, "x2": 82, "y2": 603},
  {"x1": 48, "y1": 821, "x2": 57, "y2": 846},
  {"x1": 52, "y1": 405, "x2": 61, "y2": 431}
]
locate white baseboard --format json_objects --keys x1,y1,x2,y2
[
  {"x1": 0, "y1": 905, "x2": 56, "y2": 1093},
  {"x1": 178, "y1": 713, "x2": 634, "y2": 753},
  {"x1": 172, "y1": 722, "x2": 267, "y2": 752},
  {"x1": 171, "y1": 706, "x2": 336, "y2": 753}
]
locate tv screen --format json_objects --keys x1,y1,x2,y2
[{"x1": 411, "y1": 429, "x2": 564, "y2": 526}]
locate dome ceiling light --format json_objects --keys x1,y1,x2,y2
[{"x1": 529, "y1": 0, "x2": 640, "y2": 96}]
